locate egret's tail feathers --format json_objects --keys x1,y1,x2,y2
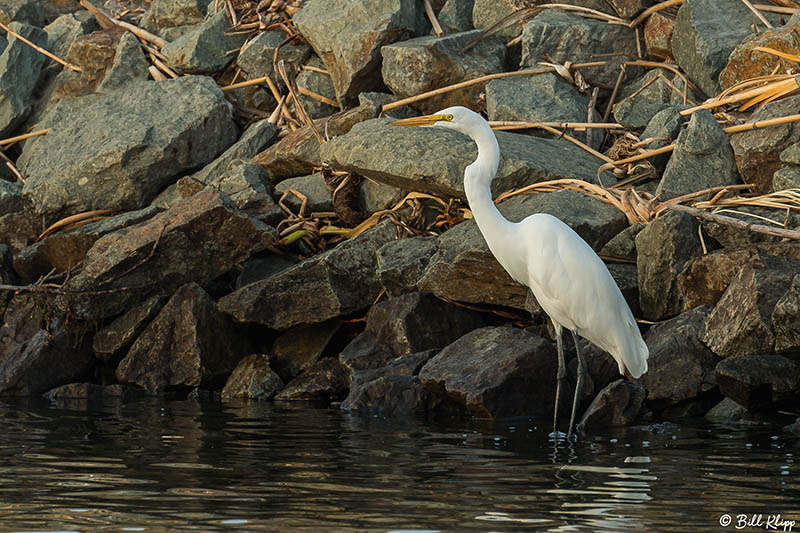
[{"x1": 623, "y1": 335, "x2": 649, "y2": 379}]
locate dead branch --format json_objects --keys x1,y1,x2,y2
[{"x1": 666, "y1": 203, "x2": 800, "y2": 239}]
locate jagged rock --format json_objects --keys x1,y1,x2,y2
[
  {"x1": 200, "y1": 161, "x2": 283, "y2": 224},
  {"x1": 92, "y1": 294, "x2": 168, "y2": 362},
  {"x1": 98, "y1": 31, "x2": 150, "y2": 92},
  {"x1": 678, "y1": 244, "x2": 800, "y2": 310},
  {"x1": 43, "y1": 382, "x2": 105, "y2": 400},
  {"x1": 162, "y1": 10, "x2": 248, "y2": 74},
  {"x1": 253, "y1": 103, "x2": 379, "y2": 180},
  {"x1": 576, "y1": 379, "x2": 647, "y2": 433},
  {"x1": 773, "y1": 274, "x2": 800, "y2": 354},
  {"x1": 236, "y1": 29, "x2": 311, "y2": 81},
  {"x1": 438, "y1": 0, "x2": 474, "y2": 33},
  {"x1": 600, "y1": 224, "x2": 643, "y2": 258},
  {"x1": 635, "y1": 306, "x2": 718, "y2": 409},
  {"x1": 702, "y1": 205, "x2": 800, "y2": 249},
  {"x1": 296, "y1": 56, "x2": 338, "y2": 119},
  {"x1": 339, "y1": 331, "x2": 393, "y2": 375},
  {"x1": 774, "y1": 166, "x2": 800, "y2": 192},
  {"x1": 63, "y1": 190, "x2": 275, "y2": 320},
  {"x1": 293, "y1": 0, "x2": 426, "y2": 106},
  {"x1": 273, "y1": 173, "x2": 333, "y2": 214},
  {"x1": 359, "y1": 179, "x2": 405, "y2": 212},
  {"x1": 671, "y1": 0, "x2": 777, "y2": 97},
  {"x1": 321, "y1": 118, "x2": 612, "y2": 200},
  {"x1": 48, "y1": 29, "x2": 123, "y2": 105},
  {"x1": 221, "y1": 354, "x2": 284, "y2": 400},
  {"x1": 19, "y1": 76, "x2": 237, "y2": 224},
  {"x1": 218, "y1": 221, "x2": 395, "y2": 330},
  {"x1": 116, "y1": 282, "x2": 251, "y2": 393},
  {"x1": 0, "y1": 0, "x2": 42, "y2": 26},
  {"x1": 607, "y1": 263, "x2": 642, "y2": 318},
  {"x1": 140, "y1": 0, "x2": 211, "y2": 33},
  {"x1": 705, "y1": 397, "x2": 765, "y2": 425},
  {"x1": 44, "y1": 13, "x2": 95, "y2": 62},
  {"x1": 381, "y1": 30, "x2": 506, "y2": 114},
  {"x1": 656, "y1": 109, "x2": 741, "y2": 200},
  {"x1": 377, "y1": 236, "x2": 439, "y2": 296},
  {"x1": 191, "y1": 119, "x2": 278, "y2": 185},
  {"x1": 715, "y1": 354, "x2": 800, "y2": 410},
  {"x1": 274, "y1": 358, "x2": 350, "y2": 401},
  {"x1": 606, "y1": 0, "x2": 647, "y2": 19},
  {"x1": 730, "y1": 95, "x2": 800, "y2": 194},
  {"x1": 644, "y1": 9, "x2": 675, "y2": 61},
  {"x1": 419, "y1": 326, "x2": 558, "y2": 418},
  {"x1": 0, "y1": 212, "x2": 42, "y2": 255},
  {"x1": 271, "y1": 320, "x2": 340, "y2": 382},
  {"x1": 719, "y1": 26, "x2": 800, "y2": 91},
  {"x1": 472, "y1": 0, "x2": 522, "y2": 40},
  {"x1": 486, "y1": 73, "x2": 588, "y2": 125},
  {"x1": 13, "y1": 206, "x2": 161, "y2": 284},
  {"x1": 0, "y1": 294, "x2": 55, "y2": 362},
  {"x1": 0, "y1": 329, "x2": 93, "y2": 396},
  {"x1": 613, "y1": 70, "x2": 693, "y2": 130},
  {"x1": 236, "y1": 254, "x2": 299, "y2": 289},
  {"x1": 521, "y1": 9, "x2": 638, "y2": 87},
  {"x1": 0, "y1": 22, "x2": 47, "y2": 137},
  {"x1": 419, "y1": 191, "x2": 627, "y2": 309},
  {"x1": 0, "y1": 180, "x2": 21, "y2": 216},
  {"x1": 701, "y1": 254, "x2": 800, "y2": 357},
  {"x1": 636, "y1": 211, "x2": 702, "y2": 320},
  {"x1": 639, "y1": 105, "x2": 690, "y2": 169},
  {"x1": 785, "y1": 417, "x2": 800, "y2": 436}
]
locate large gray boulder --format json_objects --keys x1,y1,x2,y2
[
  {"x1": 236, "y1": 29, "x2": 311, "y2": 81},
  {"x1": 293, "y1": 0, "x2": 426, "y2": 106},
  {"x1": 221, "y1": 354, "x2": 284, "y2": 400},
  {"x1": 716, "y1": 354, "x2": 800, "y2": 410},
  {"x1": 376, "y1": 236, "x2": 439, "y2": 297},
  {"x1": 140, "y1": 0, "x2": 211, "y2": 34},
  {"x1": 162, "y1": 10, "x2": 248, "y2": 74},
  {"x1": 576, "y1": 379, "x2": 647, "y2": 433},
  {"x1": 18, "y1": 76, "x2": 237, "y2": 224},
  {"x1": 0, "y1": 22, "x2": 47, "y2": 137},
  {"x1": 0, "y1": 0, "x2": 43, "y2": 26},
  {"x1": 381, "y1": 30, "x2": 506, "y2": 114},
  {"x1": 486, "y1": 73, "x2": 589, "y2": 125}
]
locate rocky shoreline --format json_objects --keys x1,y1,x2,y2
[{"x1": 1, "y1": 0, "x2": 799, "y2": 435}]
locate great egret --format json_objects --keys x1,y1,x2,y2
[{"x1": 390, "y1": 106, "x2": 648, "y2": 440}]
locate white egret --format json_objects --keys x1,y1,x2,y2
[{"x1": 390, "y1": 106, "x2": 648, "y2": 439}]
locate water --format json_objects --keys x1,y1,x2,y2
[{"x1": 0, "y1": 398, "x2": 796, "y2": 532}]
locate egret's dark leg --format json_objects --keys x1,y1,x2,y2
[
  {"x1": 567, "y1": 330, "x2": 586, "y2": 440},
  {"x1": 553, "y1": 324, "x2": 566, "y2": 438}
]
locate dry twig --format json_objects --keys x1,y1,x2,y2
[{"x1": 0, "y1": 20, "x2": 82, "y2": 72}]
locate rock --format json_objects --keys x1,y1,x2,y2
[
  {"x1": 0, "y1": 22, "x2": 48, "y2": 137},
  {"x1": 419, "y1": 326, "x2": 558, "y2": 419},
  {"x1": 705, "y1": 397, "x2": 764, "y2": 425},
  {"x1": 274, "y1": 358, "x2": 350, "y2": 401},
  {"x1": 486, "y1": 73, "x2": 589, "y2": 125},
  {"x1": 381, "y1": 30, "x2": 506, "y2": 114},
  {"x1": 116, "y1": 282, "x2": 251, "y2": 393},
  {"x1": 576, "y1": 379, "x2": 646, "y2": 433},
  {"x1": 0, "y1": 212, "x2": 42, "y2": 255},
  {"x1": 0, "y1": 294, "x2": 45, "y2": 360},
  {"x1": 656, "y1": 109, "x2": 741, "y2": 201},
  {"x1": 600, "y1": 224, "x2": 643, "y2": 258},
  {"x1": 359, "y1": 179, "x2": 405, "y2": 212},
  {"x1": 0, "y1": 244, "x2": 12, "y2": 314},
  {"x1": 678, "y1": 244, "x2": 800, "y2": 310},
  {"x1": 0, "y1": 0, "x2": 42, "y2": 27},
  {"x1": 719, "y1": 25, "x2": 800, "y2": 91},
  {"x1": 236, "y1": 254, "x2": 299, "y2": 289},
  {"x1": 48, "y1": 29, "x2": 123, "y2": 105},
  {"x1": 97, "y1": 31, "x2": 150, "y2": 92},
  {"x1": 253, "y1": 103, "x2": 379, "y2": 180},
  {"x1": 773, "y1": 274, "x2": 800, "y2": 354},
  {"x1": 321, "y1": 118, "x2": 612, "y2": 200},
  {"x1": 92, "y1": 294, "x2": 168, "y2": 362},
  {"x1": 365, "y1": 292, "x2": 486, "y2": 358},
  {"x1": 376, "y1": 236, "x2": 439, "y2": 296},
  {"x1": 221, "y1": 354, "x2": 284, "y2": 400},
  {"x1": 644, "y1": 9, "x2": 675, "y2": 61},
  {"x1": 236, "y1": 29, "x2": 311, "y2": 81},
  {"x1": 43, "y1": 382, "x2": 105, "y2": 401},
  {"x1": 715, "y1": 354, "x2": 800, "y2": 410},
  {"x1": 162, "y1": 10, "x2": 248, "y2": 74},
  {"x1": 293, "y1": 0, "x2": 425, "y2": 106},
  {"x1": 607, "y1": 262, "x2": 642, "y2": 318},
  {"x1": 606, "y1": 0, "x2": 647, "y2": 18},
  {"x1": 13, "y1": 206, "x2": 161, "y2": 284},
  {"x1": 19, "y1": 76, "x2": 237, "y2": 224},
  {"x1": 635, "y1": 306, "x2": 718, "y2": 409},
  {"x1": 419, "y1": 191, "x2": 627, "y2": 309},
  {"x1": 613, "y1": 70, "x2": 693, "y2": 130},
  {"x1": 296, "y1": 56, "x2": 338, "y2": 119},
  {"x1": 201, "y1": 161, "x2": 283, "y2": 224},
  {"x1": 438, "y1": 0, "x2": 474, "y2": 33},
  {"x1": 342, "y1": 375, "x2": 435, "y2": 416},
  {"x1": 701, "y1": 205, "x2": 800, "y2": 249},
  {"x1": 701, "y1": 254, "x2": 800, "y2": 357},
  {"x1": 273, "y1": 173, "x2": 333, "y2": 214},
  {"x1": 63, "y1": 189, "x2": 275, "y2": 320},
  {"x1": 45, "y1": 13, "x2": 95, "y2": 63},
  {"x1": 339, "y1": 331, "x2": 393, "y2": 375},
  {"x1": 785, "y1": 417, "x2": 800, "y2": 436},
  {"x1": 0, "y1": 180, "x2": 22, "y2": 216},
  {"x1": 774, "y1": 166, "x2": 800, "y2": 192},
  {"x1": 521, "y1": 9, "x2": 638, "y2": 87},
  {"x1": 671, "y1": 0, "x2": 777, "y2": 97},
  {"x1": 636, "y1": 211, "x2": 703, "y2": 320},
  {"x1": 348, "y1": 349, "x2": 436, "y2": 388},
  {"x1": 218, "y1": 220, "x2": 395, "y2": 330},
  {"x1": 141, "y1": 0, "x2": 211, "y2": 33},
  {"x1": 271, "y1": 320, "x2": 340, "y2": 382},
  {"x1": 0, "y1": 329, "x2": 93, "y2": 396},
  {"x1": 730, "y1": 95, "x2": 800, "y2": 194},
  {"x1": 191, "y1": 119, "x2": 278, "y2": 184}
]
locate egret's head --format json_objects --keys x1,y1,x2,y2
[{"x1": 388, "y1": 106, "x2": 484, "y2": 134}]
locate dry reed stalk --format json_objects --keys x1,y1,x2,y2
[
  {"x1": 753, "y1": 46, "x2": 800, "y2": 62},
  {"x1": 723, "y1": 113, "x2": 800, "y2": 133},
  {"x1": 603, "y1": 64, "x2": 627, "y2": 122},
  {"x1": 0, "y1": 128, "x2": 49, "y2": 146},
  {"x1": 0, "y1": 20, "x2": 82, "y2": 72},
  {"x1": 681, "y1": 76, "x2": 798, "y2": 115},
  {"x1": 297, "y1": 86, "x2": 340, "y2": 108},
  {"x1": 629, "y1": 0, "x2": 683, "y2": 27},
  {"x1": 532, "y1": 124, "x2": 616, "y2": 164},
  {"x1": 38, "y1": 210, "x2": 120, "y2": 241},
  {"x1": 301, "y1": 64, "x2": 329, "y2": 75},
  {"x1": 221, "y1": 76, "x2": 274, "y2": 91},
  {"x1": 599, "y1": 143, "x2": 675, "y2": 172},
  {"x1": 423, "y1": 0, "x2": 444, "y2": 36},
  {"x1": 489, "y1": 121, "x2": 623, "y2": 130},
  {"x1": 740, "y1": 0, "x2": 773, "y2": 27},
  {"x1": 382, "y1": 61, "x2": 607, "y2": 111},
  {"x1": 80, "y1": 0, "x2": 168, "y2": 49},
  {"x1": 765, "y1": 0, "x2": 800, "y2": 8},
  {"x1": 693, "y1": 188, "x2": 800, "y2": 211},
  {"x1": 624, "y1": 60, "x2": 690, "y2": 103},
  {"x1": 148, "y1": 65, "x2": 167, "y2": 81},
  {"x1": 268, "y1": 94, "x2": 286, "y2": 123},
  {"x1": 277, "y1": 60, "x2": 323, "y2": 144},
  {"x1": 666, "y1": 203, "x2": 800, "y2": 239},
  {"x1": 753, "y1": 4, "x2": 798, "y2": 13},
  {"x1": 149, "y1": 54, "x2": 179, "y2": 78},
  {"x1": 538, "y1": 3, "x2": 626, "y2": 24}
]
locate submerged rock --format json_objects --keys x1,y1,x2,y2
[
  {"x1": 576, "y1": 380, "x2": 647, "y2": 434},
  {"x1": 221, "y1": 354, "x2": 284, "y2": 400},
  {"x1": 274, "y1": 358, "x2": 350, "y2": 401},
  {"x1": 715, "y1": 354, "x2": 800, "y2": 410}
]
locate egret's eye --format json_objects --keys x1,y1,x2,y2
[{"x1": 445, "y1": 114, "x2": 454, "y2": 121}]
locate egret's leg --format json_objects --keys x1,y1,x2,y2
[
  {"x1": 553, "y1": 324, "x2": 565, "y2": 437},
  {"x1": 567, "y1": 330, "x2": 586, "y2": 440}
]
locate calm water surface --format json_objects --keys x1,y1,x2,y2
[{"x1": 0, "y1": 398, "x2": 796, "y2": 531}]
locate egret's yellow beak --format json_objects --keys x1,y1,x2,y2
[{"x1": 388, "y1": 114, "x2": 450, "y2": 127}]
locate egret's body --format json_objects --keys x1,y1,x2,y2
[{"x1": 391, "y1": 106, "x2": 648, "y2": 439}]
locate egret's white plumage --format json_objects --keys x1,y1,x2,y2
[{"x1": 391, "y1": 106, "x2": 648, "y2": 439}]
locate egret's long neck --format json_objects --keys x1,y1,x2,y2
[{"x1": 462, "y1": 126, "x2": 515, "y2": 252}]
